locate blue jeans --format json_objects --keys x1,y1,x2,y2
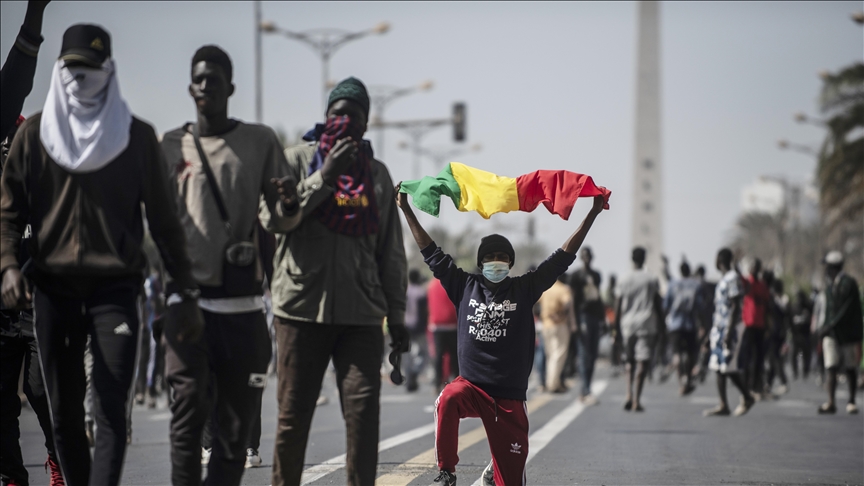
[
  {"x1": 578, "y1": 313, "x2": 602, "y2": 397},
  {"x1": 534, "y1": 328, "x2": 546, "y2": 388}
]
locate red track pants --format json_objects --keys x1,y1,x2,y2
[{"x1": 434, "y1": 377, "x2": 529, "y2": 485}]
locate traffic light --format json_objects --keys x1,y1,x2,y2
[{"x1": 453, "y1": 102, "x2": 466, "y2": 142}]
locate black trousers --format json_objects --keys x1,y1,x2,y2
[
  {"x1": 0, "y1": 314, "x2": 55, "y2": 486},
  {"x1": 433, "y1": 330, "x2": 459, "y2": 387},
  {"x1": 33, "y1": 282, "x2": 140, "y2": 486},
  {"x1": 165, "y1": 309, "x2": 271, "y2": 486},
  {"x1": 272, "y1": 318, "x2": 383, "y2": 486},
  {"x1": 790, "y1": 326, "x2": 811, "y2": 378},
  {"x1": 739, "y1": 327, "x2": 766, "y2": 394}
]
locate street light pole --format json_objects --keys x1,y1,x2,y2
[
  {"x1": 260, "y1": 21, "x2": 391, "y2": 114},
  {"x1": 369, "y1": 81, "x2": 433, "y2": 159},
  {"x1": 254, "y1": 0, "x2": 263, "y2": 122}
]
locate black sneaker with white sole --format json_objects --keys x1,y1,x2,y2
[{"x1": 434, "y1": 469, "x2": 457, "y2": 485}]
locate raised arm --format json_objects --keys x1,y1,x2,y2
[
  {"x1": 395, "y1": 183, "x2": 433, "y2": 250},
  {"x1": 561, "y1": 196, "x2": 605, "y2": 254}
]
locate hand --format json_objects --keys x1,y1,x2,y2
[
  {"x1": 394, "y1": 183, "x2": 409, "y2": 212},
  {"x1": 723, "y1": 327, "x2": 735, "y2": 349},
  {"x1": 320, "y1": 137, "x2": 358, "y2": 185},
  {"x1": 589, "y1": 195, "x2": 605, "y2": 215},
  {"x1": 271, "y1": 176, "x2": 298, "y2": 212},
  {"x1": 1, "y1": 267, "x2": 31, "y2": 309},
  {"x1": 165, "y1": 298, "x2": 204, "y2": 344},
  {"x1": 388, "y1": 323, "x2": 411, "y2": 353}
]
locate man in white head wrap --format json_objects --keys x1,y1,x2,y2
[{"x1": 0, "y1": 24, "x2": 204, "y2": 486}]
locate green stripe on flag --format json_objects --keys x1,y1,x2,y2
[{"x1": 398, "y1": 163, "x2": 462, "y2": 217}]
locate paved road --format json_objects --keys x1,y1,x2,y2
[{"x1": 17, "y1": 362, "x2": 864, "y2": 485}]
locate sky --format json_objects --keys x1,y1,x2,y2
[{"x1": 2, "y1": 1, "x2": 860, "y2": 281}]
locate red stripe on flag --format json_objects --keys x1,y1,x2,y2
[{"x1": 515, "y1": 170, "x2": 611, "y2": 220}]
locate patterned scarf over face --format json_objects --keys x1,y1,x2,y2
[{"x1": 303, "y1": 115, "x2": 379, "y2": 236}]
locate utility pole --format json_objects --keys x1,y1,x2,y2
[
  {"x1": 368, "y1": 103, "x2": 467, "y2": 178},
  {"x1": 368, "y1": 81, "x2": 433, "y2": 160},
  {"x1": 254, "y1": 0, "x2": 263, "y2": 122},
  {"x1": 260, "y1": 21, "x2": 390, "y2": 114}
]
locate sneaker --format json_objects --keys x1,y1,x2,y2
[
  {"x1": 775, "y1": 384, "x2": 789, "y2": 395},
  {"x1": 733, "y1": 396, "x2": 755, "y2": 417},
  {"x1": 316, "y1": 394, "x2": 329, "y2": 406},
  {"x1": 846, "y1": 403, "x2": 858, "y2": 415},
  {"x1": 580, "y1": 394, "x2": 599, "y2": 406},
  {"x1": 480, "y1": 460, "x2": 494, "y2": 486},
  {"x1": 45, "y1": 456, "x2": 65, "y2": 486},
  {"x1": 434, "y1": 469, "x2": 457, "y2": 486},
  {"x1": 245, "y1": 448, "x2": 262, "y2": 468},
  {"x1": 817, "y1": 402, "x2": 837, "y2": 415},
  {"x1": 201, "y1": 447, "x2": 212, "y2": 465},
  {"x1": 703, "y1": 405, "x2": 730, "y2": 417},
  {"x1": 679, "y1": 384, "x2": 696, "y2": 397}
]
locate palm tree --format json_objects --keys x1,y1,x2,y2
[{"x1": 817, "y1": 62, "x2": 864, "y2": 282}]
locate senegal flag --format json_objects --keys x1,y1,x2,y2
[{"x1": 399, "y1": 162, "x2": 611, "y2": 220}]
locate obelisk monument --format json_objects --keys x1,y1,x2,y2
[{"x1": 632, "y1": 0, "x2": 663, "y2": 272}]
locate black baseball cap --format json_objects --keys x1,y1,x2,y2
[{"x1": 59, "y1": 24, "x2": 111, "y2": 67}]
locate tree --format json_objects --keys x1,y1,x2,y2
[{"x1": 817, "y1": 62, "x2": 864, "y2": 282}]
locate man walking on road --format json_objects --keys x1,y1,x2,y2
[
  {"x1": 539, "y1": 274, "x2": 576, "y2": 393},
  {"x1": 404, "y1": 269, "x2": 430, "y2": 392},
  {"x1": 269, "y1": 77, "x2": 409, "y2": 486},
  {"x1": 397, "y1": 185, "x2": 605, "y2": 486},
  {"x1": 0, "y1": 24, "x2": 203, "y2": 485},
  {"x1": 704, "y1": 249, "x2": 754, "y2": 417},
  {"x1": 429, "y1": 276, "x2": 459, "y2": 393},
  {"x1": 740, "y1": 258, "x2": 770, "y2": 398},
  {"x1": 663, "y1": 260, "x2": 702, "y2": 396},
  {"x1": 160, "y1": 45, "x2": 298, "y2": 485},
  {"x1": 614, "y1": 247, "x2": 662, "y2": 412},
  {"x1": 569, "y1": 247, "x2": 604, "y2": 404},
  {"x1": 815, "y1": 251, "x2": 862, "y2": 415}
]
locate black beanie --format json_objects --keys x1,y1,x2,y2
[{"x1": 476, "y1": 234, "x2": 515, "y2": 269}]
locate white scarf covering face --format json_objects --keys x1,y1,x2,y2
[{"x1": 40, "y1": 58, "x2": 132, "y2": 173}]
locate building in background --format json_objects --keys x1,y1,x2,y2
[{"x1": 734, "y1": 175, "x2": 821, "y2": 286}]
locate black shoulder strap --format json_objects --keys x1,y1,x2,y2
[{"x1": 191, "y1": 124, "x2": 231, "y2": 229}]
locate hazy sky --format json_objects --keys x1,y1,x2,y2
[{"x1": 2, "y1": 1, "x2": 859, "y2": 280}]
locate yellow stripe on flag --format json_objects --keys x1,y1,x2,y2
[{"x1": 449, "y1": 162, "x2": 520, "y2": 219}]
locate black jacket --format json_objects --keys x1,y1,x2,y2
[{"x1": 0, "y1": 114, "x2": 196, "y2": 297}]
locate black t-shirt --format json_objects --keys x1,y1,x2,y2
[{"x1": 569, "y1": 267, "x2": 604, "y2": 318}]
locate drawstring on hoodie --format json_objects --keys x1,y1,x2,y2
[{"x1": 494, "y1": 398, "x2": 498, "y2": 422}]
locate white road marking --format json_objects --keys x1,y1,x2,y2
[
  {"x1": 148, "y1": 412, "x2": 172, "y2": 421},
  {"x1": 468, "y1": 380, "x2": 609, "y2": 486},
  {"x1": 300, "y1": 422, "x2": 436, "y2": 485}
]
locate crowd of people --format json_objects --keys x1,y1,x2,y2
[{"x1": 0, "y1": 3, "x2": 861, "y2": 486}]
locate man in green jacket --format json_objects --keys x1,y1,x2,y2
[
  {"x1": 817, "y1": 251, "x2": 863, "y2": 415},
  {"x1": 265, "y1": 77, "x2": 408, "y2": 486}
]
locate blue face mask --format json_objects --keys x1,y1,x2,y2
[{"x1": 482, "y1": 261, "x2": 510, "y2": 283}]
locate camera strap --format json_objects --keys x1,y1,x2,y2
[{"x1": 191, "y1": 123, "x2": 233, "y2": 237}]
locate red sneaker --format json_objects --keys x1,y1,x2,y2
[{"x1": 45, "y1": 456, "x2": 66, "y2": 486}]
